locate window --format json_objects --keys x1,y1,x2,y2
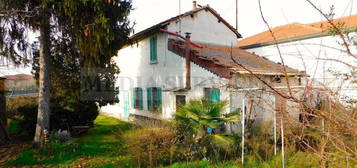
[
  {"x1": 147, "y1": 87, "x2": 162, "y2": 111},
  {"x1": 176, "y1": 95, "x2": 186, "y2": 110},
  {"x1": 272, "y1": 76, "x2": 282, "y2": 83},
  {"x1": 132, "y1": 87, "x2": 143, "y2": 110},
  {"x1": 204, "y1": 88, "x2": 220, "y2": 103},
  {"x1": 150, "y1": 36, "x2": 158, "y2": 63}
]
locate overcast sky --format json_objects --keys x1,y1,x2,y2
[{"x1": 130, "y1": 0, "x2": 356, "y2": 38}]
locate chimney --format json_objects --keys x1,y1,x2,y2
[
  {"x1": 192, "y1": 1, "x2": 197, "y2": 10},
  {"x1": 185, "y1": 32, "x2": 191, "y2": 90}
]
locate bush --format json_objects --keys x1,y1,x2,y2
[
  {"x1": 174, "y1": 98, "x2": 240, "y2": 162},
  {"x1": 245, "y1": 122, "x2": 276, "y2": 161},
  {"x1": 50, "y1": 130, "x2": 71, "y2": 142},
  {"x1": 123, "y1": 127, "x2": 178, "y2": 167},
  {"x1": 6, "y1": 97, "x2": 99, "y2": 139},
  {"x1": 6, "y1": 96, "x2": 38, "y2": 118},
  {"x1": 15, "y1": 104, "x2": 38, "y2": 139}
]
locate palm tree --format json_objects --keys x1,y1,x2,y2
[{"x1": 174, "y1": 98, "x2": 240, "y2": 161}]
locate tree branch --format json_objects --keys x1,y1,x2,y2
[
  {"x1": 257, "y1": 0, "x2": 294, "y2": 98},
  {"x1": 305, "y1": 0, "x2": 357, "y2": 59}
]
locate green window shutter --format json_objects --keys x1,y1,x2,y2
[
  {"x1": 209, "y1": 89, "x2": 214, "y2": 103},
  {"x1": 216, "y1": 89, "x2": 220, "y2": 102},
  {"x1": 150, "y1": 36, "x2": 157, "y2": 63},
  {"x1": 210, "y1": 89, "x2": 220, "y2": 103},
  {"x1": 157, "y1": 87, "x2": 162, "y2": 107},
  {"x1": 153, "y1": 37, "x2": 157, "y2": 62},
  {"x1": 147, "y1": 88, "x2": 152, "y2": 111},
  {"x1": 150, "y1": 38, "x2": 153, "y2": 61},
  {"x1": 139, "y1": 88, "x2": 143, "y2": 110},
  {"x1": 124, "y1": 92, "x2": 130, "y2": 117}
]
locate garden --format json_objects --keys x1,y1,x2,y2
[{"x1": 3, "y1": 97, "x2": 354, "y2": 168}]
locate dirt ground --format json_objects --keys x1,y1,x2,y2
[{"x1": 0, "y1": 142, "x2": 31, "y2": 167}]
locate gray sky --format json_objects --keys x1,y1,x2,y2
[
  {"x1": 3, "y1": 0, "x2": 356, "y2": 75},
  {"x1": 130, "y1": 0, "x2": 356, "y2": 38}
]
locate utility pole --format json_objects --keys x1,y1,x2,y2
[
  {"x1": 236, "y1": 0, "x2": 238, "y2": 30},
  {"x1": 241, "y1": 98, "x2": 245, "y2": 166},
  {"x1": 178, "y1": 0, "x2": 182, "y2": 34}
]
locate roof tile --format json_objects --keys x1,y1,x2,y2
[
  {"x1": 168, "y1": 39, "x2": 303, "y2": 78},
  {"x1": 239, "y1": 14, "x2": 357, "y2": 47}
]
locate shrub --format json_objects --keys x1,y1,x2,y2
[
  {"x1": 245, "y1": 122, "x2": 276, "y2": 161},
  {"x1": 174, "y1": 98, "x2": 240, "y2": 162},
  {"x1": 123, "y1": 127, "x2": 178, "y2": 167},
  {"x1": 15, "y1": 104, "x2": 38, "y2": 139},
  {"x1": 7, "y1": 119, "x2": 22, "y2": 135},
  {"x1": 6, "y1": 96, "x2": 38, "y2": 118},
  {"x1": 50, "y1": 130, "x2": 71, "y2": 142},
  {"x1": 6, "y1": 98, "x2": 99, "y2": 139}
]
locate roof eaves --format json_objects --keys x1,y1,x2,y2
[
  {"x1": 205, "y1": 7, "x2": 242, "y2": 38},
  {"x1": 240, "y1": 23, "x2": 357, "y2": 49},
  {"x1": 240, "y1": 31, "x2": 329, "y2": 49},
  {"x1": 233, "y1": 70, "x2": 306, "y2": 76}
]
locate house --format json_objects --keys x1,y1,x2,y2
[
  {"x1": 101, "y1": 4, "x2": 304, "y2": 123},
  {"x1": 239, "y1": 14, "x2": 357, "y2": 102},
  {"x1": 0, "y1": 74, "x2": 37, "y2": 97}
]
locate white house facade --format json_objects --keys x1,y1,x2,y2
[
  {"x1": 101, "y1": 6, "x2": 304, "y2": 123},
  {"x1": 239, "y1": 15, "x2": 357, "y2": 102}
]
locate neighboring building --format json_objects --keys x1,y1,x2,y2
[
  {"x1": 101, "y1": 5, "x2": 304, "y2": 123},
  {"x1": 239, "y1": 14, "x2": 357, "y2": 102},
  {"x1": 0, "y1": 74, "x2": 37, "y2": 97}
]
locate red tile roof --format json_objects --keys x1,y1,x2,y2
[
  {"x1": 1, "y1": 74, "x2": 34, "y2": 80},
  {"x1": 239, "y1": 14, "x2": 357, "y2": 48},
  {"x1": 168, "y1": 39, "x2": 303, "y2": 78}
]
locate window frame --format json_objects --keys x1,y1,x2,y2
[
  {"x1": 133, "y1": 87, "x2": 143, "y2": 110},
  {"x1": 204, "y1": 88, "x2": 220, "y2": 103},
  {"x1": 149, "y1": 36, "x2": 158, "y2": 64},
  {"x1": 176, "y1": 95, "x2": 186, "y2": 110},
  {"x1": 147, "y1": 87, "x2": 162, "y2": 112}
]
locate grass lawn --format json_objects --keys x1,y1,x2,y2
[
  {"x1": 6, "y1": 115, "x2": 136, "y2": 168},
  {"x1": 4, "y1": 115, "x2": 332, "y2": 168},
  {"x1": 5, "y1": 115, "x2": 245, "y2": 168},
  {"x1": 4, "y1": 115, "x2": 252, "y2": 168}
]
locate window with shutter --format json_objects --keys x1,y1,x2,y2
[
  {"x1": 157, "y1": 87, "x2": 162, "y2": 107},
  {"x1": 133, "y1": 87, "x2": 143, "y2": 110},
  {"x1": 147, "y1": 87, "x2": 162, "y2": 112},
  {"x1": 150, "y1": 36, "x2": 158, "y2": 63},
  {"x1": 210, "y1": 89, "x2": 220, "y2": 103},
  {"x1": 204, "y1": 88, "x2": 211, "y2": 100},
  {"x1": 147, "y1": 88, "x2": 152, "y2": 111},
  {"x1": 138, "y1": 88, "x2": 143, "y2": 110},
  {"x1": 204, "y1": 88, "x2": 220, "y2": 103}
]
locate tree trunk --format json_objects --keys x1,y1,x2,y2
[
  {"x1": 34, "y1": 6, "x2": 51, "y2": 143},
  {"x1": 0, "y1": 79, "x2": 10, "y2": 145},
  {"x1": 0, "y1": 119, "x2": 10, "y2": 146}
]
